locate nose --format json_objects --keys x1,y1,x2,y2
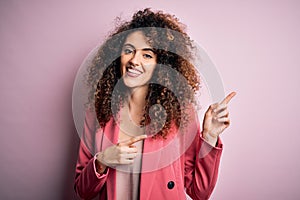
[{"x1": 129, "y1": 50, "x2": 141, "y2": 67}]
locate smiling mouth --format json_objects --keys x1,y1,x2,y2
[{"x1": 126, "y1": 66, "x2": 143, "y2": 77}]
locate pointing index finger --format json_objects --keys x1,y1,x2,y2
[
  {"x1": 220, "y1": 92, "x2": 236, "y2": 105},
  {"x1": 118, "y1": 135, "x2": 147, "y2": 146}
]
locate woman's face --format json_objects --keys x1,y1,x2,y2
[{"x1": 120, "y1": 31, "x2": 157, "y2": 89}]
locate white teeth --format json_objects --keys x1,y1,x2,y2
[{"x1": 128, "y1": 68, "x2": 142, "y2": 75}]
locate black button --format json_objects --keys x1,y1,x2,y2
[{"x1": 167, "y1": 181, "x2": 175, "y2": 189}]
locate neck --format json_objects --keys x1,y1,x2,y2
[
  {"x1": 127, "y1": 86, "x2": 148, "y2": 108},
  {"x1": 126, "y1": 85, "x2": 148, "y2": 120}
]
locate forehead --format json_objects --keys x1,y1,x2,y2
[{"x1": 124, "y1": 31, "x2": 152, "y2": 49}]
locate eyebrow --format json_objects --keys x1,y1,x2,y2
[{"x1": 123, "y1": 43, "x2": 155, "y2": 53}]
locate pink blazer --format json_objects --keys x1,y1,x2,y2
[{"x1": 74, "y1": 109, "x2": 223, "y2": 200}]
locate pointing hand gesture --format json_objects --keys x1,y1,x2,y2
[
  {"x1": 96, "y1": 135, "x2": 147, "y2": 172},
  {"x1": 202, "y1": 92, "x2": 236, "y2": 147}
]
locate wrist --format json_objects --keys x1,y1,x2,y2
[
  {"x1": 95, "y1": 152, "x2": 107, "y2": 174},
  {"x1": 202, "y1": 130, "x2": 218, "y2": 147}
]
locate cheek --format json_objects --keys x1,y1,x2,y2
[
  {"x1": 145, "y1": 65, "x2": 156, "y2": 78},
  {"x1": 120, "y1": 57, "x2": 127, "y2": 74},
  {"x1": 150, "y1": 66, "x2": 156, "y2": 74},
  {"x1": 149, "y1": 63, "x2": 157, "y2": 72}
]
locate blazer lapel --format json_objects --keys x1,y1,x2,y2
[
  {"x1": 140, "y1": 136, "x2": 163, "y2": 199},
  {"x1": 101, "y1": 118, "x2": 119, "y2": 200}
]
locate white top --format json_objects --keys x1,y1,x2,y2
[{"x1": 115, "y1": 105, "x2": 145, "y2": 200}]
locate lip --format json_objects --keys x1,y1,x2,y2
[{"x1": 126, "y1": 66, "x2": 143, "y2": 77}]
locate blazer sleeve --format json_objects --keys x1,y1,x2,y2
[
  {"x1": 184, "y1": 123, "x2": 223, "y2": 200},
  {"x1": 74, "y1": 109, "x2": 109, "y2": 200}
]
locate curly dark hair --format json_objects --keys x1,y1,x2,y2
[{"x1": 85, "y1": 8, "x2": 201, "y2": 138}]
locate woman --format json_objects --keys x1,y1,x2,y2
[{"x1": 74, "y1": 8, "x2": 236, "y2": 200}]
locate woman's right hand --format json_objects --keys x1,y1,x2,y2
[{"x1": 96, "y1": 135, "x2": 147, "y2": 169}]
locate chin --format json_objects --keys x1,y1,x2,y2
[{"x1": 123, "y1": 78, "x2": 149, "y2": 90}]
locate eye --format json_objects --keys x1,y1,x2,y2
[
  {"x1": 123, "y1": 48, "x2": 133, "y2": 54},
  {"x1": 143, "y1": 54, "x2": 153, "y2": 59}
]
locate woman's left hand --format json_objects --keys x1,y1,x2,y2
[{"x1": 202, "y1": 92, "x2": 236, "y2": 147}]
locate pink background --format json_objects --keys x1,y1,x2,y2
[{"x1": 1, "y1": 0, "x2": 299, "y2": 199}]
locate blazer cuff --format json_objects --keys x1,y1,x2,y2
[
  {"x1": 198, "y1": 135, "x2": 223, "y2": 159},
  {"x1": 93, "y1": 155, "x2": 109, "y2": 179}
]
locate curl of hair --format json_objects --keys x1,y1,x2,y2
[{"x1": 85, "y1": 8, "x2": 201, "y2": 138}]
